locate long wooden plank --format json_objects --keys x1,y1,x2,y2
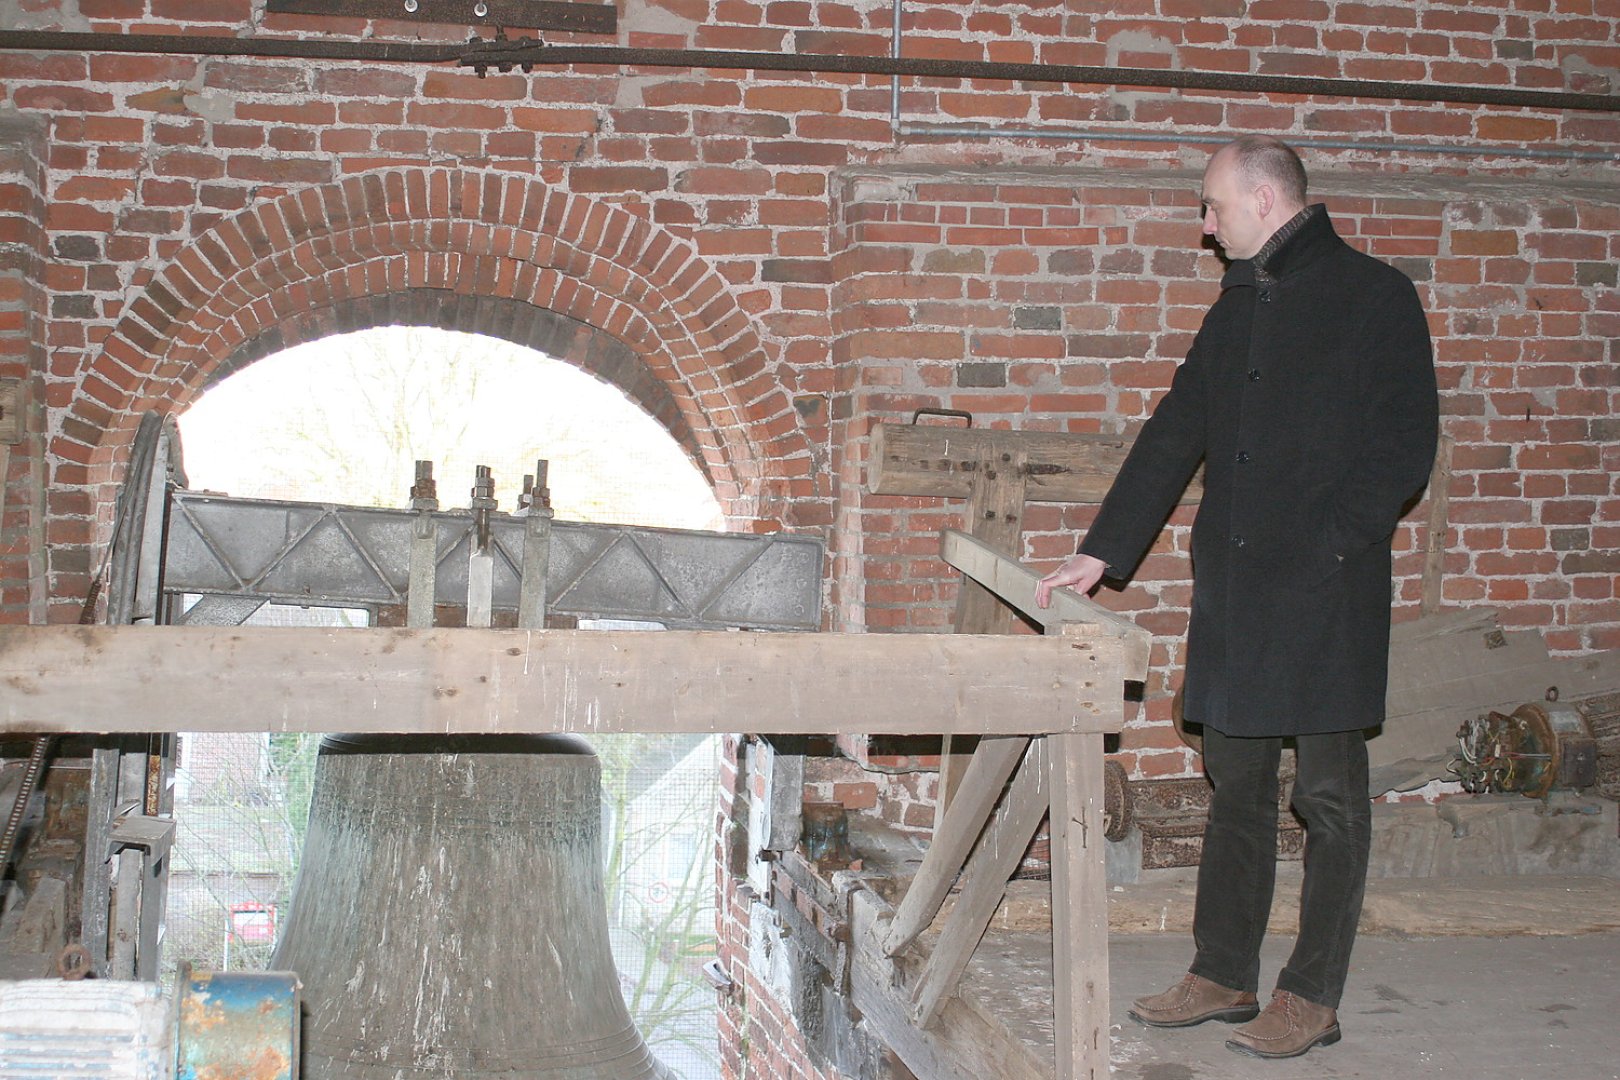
[
  {"x1": 870, "y1": 423, "x2": 1203, "y2": 504},
  {"x1": 0, "y1": 626, "x2": 1125, "y2": 737},
  {"x1": 911, "y1": 737, "x2": 1050, "y2": 1027},
  {"x1": 941, "y1": 529, "x2": 1152, "y2": 681},
  {"x1": 885, "y1": 735, "x2": 1030, "y2": 956}
]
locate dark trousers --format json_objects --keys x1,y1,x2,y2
[{"x1": 1187, "y1": 726, "x2": 1371, "y2": 1009}]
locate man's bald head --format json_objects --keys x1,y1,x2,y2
[
  {"x1": 1215, "y1": 135, "x2": 1309, "y2": 217},
  {"x1": 1200, "y1": 136, "x2": 1310, "y2": 260}
]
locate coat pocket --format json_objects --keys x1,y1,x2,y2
[{"x1": 1278, "y1": 489, "x2": 1346, "y2": 590}]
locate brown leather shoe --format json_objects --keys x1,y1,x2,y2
[
  {"x1": 1225, "y1": 990, "x2": 1342, "y2": 1059},
  {"x1": 1128, "y1": 974, "x2": 1260, "y2": 1028}
]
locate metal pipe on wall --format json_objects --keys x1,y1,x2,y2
[{"x1": 0, "y1": 28, "x2": 1615, "y2": 114}]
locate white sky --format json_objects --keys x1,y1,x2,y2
[{"x1": 178, "y1": 326, "x2": 723, "y2": 530}]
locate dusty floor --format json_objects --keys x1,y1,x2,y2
[
  {"x1": 1108, "y1": 908, "x2": 1620, "y2": 1080},
  {"x1": 886, "y1": 795, "x2": 1620, "y2": 1079}
]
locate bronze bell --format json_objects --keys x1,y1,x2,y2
[{"x1": 271, "y1": 733, "x2": 675, "y2": 1079}]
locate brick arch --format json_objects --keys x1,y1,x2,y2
[
  {"x1": 64, "y1": 167, "x2": 816, "y2": 524},
  {"x1": 203, "y1": 290, "x2": 711, "y2": 483}
]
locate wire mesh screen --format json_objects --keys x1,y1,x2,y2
[{"x1": 596, "y1": 733, "x2": 723, "y2": 1080}]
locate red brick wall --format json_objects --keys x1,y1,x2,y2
[
  {"x1": 1, "y1": 0, "x2": 1616, "y2": 1075},
  {"x1": 836, "y1": 167, "x2": 1620, "y2": 783}
]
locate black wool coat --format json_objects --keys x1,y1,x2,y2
[{"x1": 1080, "y1": 209, "x2": 1439, "y2": 737}]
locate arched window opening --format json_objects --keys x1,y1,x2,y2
[{"x1": 181, "y1": 325, "x2": 722, "y2": 529}]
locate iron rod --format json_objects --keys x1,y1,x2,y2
[
  {"x1": 0, "y1": 30, "x2": 1613, "y2": 113},
  {"x1": 0, "y1": 29, "x2": 459, "y2": 63}
]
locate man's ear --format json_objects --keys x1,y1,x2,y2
[{"x1": 1253, "y1": 183, "x2": 1276, "y2": 220}]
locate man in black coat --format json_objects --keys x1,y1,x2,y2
[{"x1": 1036, "y1": 135, "x2": 1438, "y2": 1059}]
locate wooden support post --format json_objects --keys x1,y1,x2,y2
[
  {"x1": 1421, "y1": 432, "x2": 1454, "y2": 616},
  {"x1": 1049, "y1": 632, "x2": 1112, "y2": 1080},
  {"x1": 951, "y1": 448, "x2": 1030, "y2": 639}
]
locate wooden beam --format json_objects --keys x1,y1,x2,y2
[
  {"x1": 951, "y1": 447, "x2": 1031, "y2": 641},
  {"x1": 849, "y1": 888, "x2": 1052, "y2": 1080},
  {"x1": 941, "y1": 529, "x2": 1152, "y2": 682},
  {"x1": 0, "y1": 626, "x2": 1126, "y2": 737},
  {"x1": 938, "y1": 446, "x2": 1030, "y2": 829},
  {"x1": 910, "y1": 738, "x2": 1050, "y2": 1027},
  {"x1": 884, "y1": 735, "x2": 1029, "y2": 956},
  {"x1": 869, "y1": 422, "x2": 1202, "y2": 505}
]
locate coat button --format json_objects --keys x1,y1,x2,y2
[
  {"x1": 1231, "y1": 534, "x2": 1246, "y2": 547},
  {"x1": 1247, "y1": 368, "x2": 1262, "y2": 381},
  {"x1": 1259, "y1": 289, "x2": 1272, "y2": 302},
  {"x1": 1235, "y1": 450, "x2": 1251, "y2": 464}
]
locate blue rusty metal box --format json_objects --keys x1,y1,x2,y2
[{"x1": 176, "y1": 966, "x2": 300, "y2": 1080}]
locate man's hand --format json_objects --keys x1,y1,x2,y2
[{"x1": 1035, "y1": 553, "x2": 1107, "y2": 608}]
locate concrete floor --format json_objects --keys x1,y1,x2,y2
[{"x1": 1108, "y1": 931, "x2": 1620, "y2": 1080}]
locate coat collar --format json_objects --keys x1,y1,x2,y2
[{"x1": 1220, "y1": 204, "x2": 1342, "y2": 291}]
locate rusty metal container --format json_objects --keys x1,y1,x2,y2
[{"x1": 272, "y1": 734, "x2": 672, "y2": 1079}]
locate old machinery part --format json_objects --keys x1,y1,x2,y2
[
  {"x1": 1102, "y1": 759, "x2": 1133, "y2": 842},
  {"x1": 516, "y1": 457, "x2": 555, "y2": 630},
  {"x1": 1453, "y1": 700, "x2": 1599, "y2": 798},
  {"x1": 75, "y1": 411, "x2": 184, "y2": 980},
  {"x1": 163, "y1": 490, "x2": 824, "y2": 631},
  {"x1": 175, "y1": 967, "x2": 300, "y2": 1080},
  {"x1": 0, "y1": 970, "x2": 298, "y2": 1080},
  {"x1": 0, "y1": 978, "x2": 169, "y2": 1078},
  {"x1": 55, "y1": 943, "x2": 92, "y2": 980},
  {"x1": 106, "y1": 812, "x2": 178, "y2": 981},
  {"x1": 520, "y1": 456, "x2": 552, "y2": 511},
  {"x1": 466, "y1": 465, "x2": 498, "y2": 627},
  {"x1": 468, "y1": 463, "x2": 497, "y2": 552},
  {"x1": 407, "y1": 460, "x2": 441, "y2": 629},
  {"x1": 0, "y1": 735, "x2": 52, "y2": 880},
  {"x1": 409, "y1": 458, "x2": 439, "y2": 511},
  {"x1": 272, "y1": 733, "x2": 673, "y2": 1079},
  {"x1": 1576, "y1": 691, "x2": 1620, "y2": 801}
]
